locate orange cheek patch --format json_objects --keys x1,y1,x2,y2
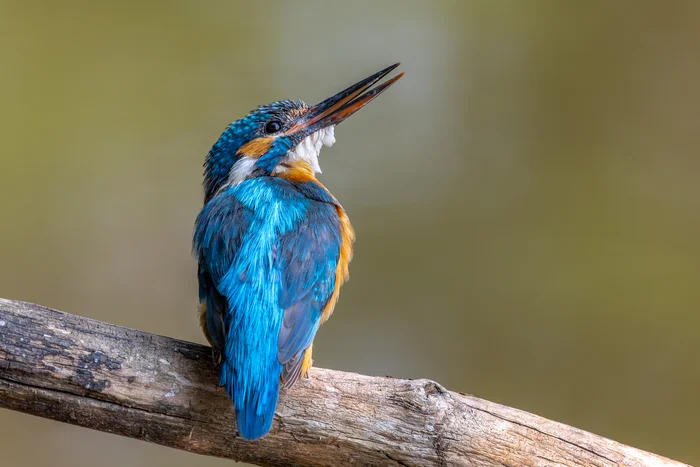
[{"x1": 236, "y1": 136, "x2": 274, "y2": 158}]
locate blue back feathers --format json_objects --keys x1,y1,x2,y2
[{"x1": 194, "y1": 176, "x2": 342, "y2": 439}]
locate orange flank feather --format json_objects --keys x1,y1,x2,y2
[
  {"x1": 300, "y1": 345, "x2": 314, "y2": 375},
  {"x1": 236, "y1": 136, "x2": 274, "y2": 158},
  {"x1": 321, "y1": 205, "x2": 354, "y2": 323}
]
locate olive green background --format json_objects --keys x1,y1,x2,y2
[{"x1": 1, "y1": 1, "x2": 699, "y2": 466}]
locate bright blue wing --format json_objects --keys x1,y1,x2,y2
[{"x1": 275, "y1": 202, "x2": 342, "y2": 385}]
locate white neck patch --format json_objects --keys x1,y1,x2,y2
[
  {"x1": 286, "y1": 126, "x2": 336, "y2": 174},
  {"x1": 225, "y1": 156, "x2": 257, "y2": 188}
]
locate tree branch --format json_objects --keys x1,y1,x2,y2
[{"x1": 0, "y1": 298, "x2": 688, "y2": 467}]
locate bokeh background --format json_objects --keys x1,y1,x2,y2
[{"x1": 1, "y1": 1, "x2": 699, "y2": 465}]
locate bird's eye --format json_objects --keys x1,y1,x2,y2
[{"x1": 264, "y1": 120, "x2": 282, "y2": 134}]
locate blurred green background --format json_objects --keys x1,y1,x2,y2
[{"x1": 1, "y1": 1, "x2": 699, "y2": 465}]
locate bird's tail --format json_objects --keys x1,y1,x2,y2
[{"x1": 219, "y1": 312, "x2": 283, "y2": 440}]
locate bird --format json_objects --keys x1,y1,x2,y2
[{"x1": 193, "y1": 63, "x2": 403, "y2": 440}]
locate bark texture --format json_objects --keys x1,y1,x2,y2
[{"x1": 0, "y1": 298, "x2": 689, "y2": 467}]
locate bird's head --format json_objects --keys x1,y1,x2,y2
[{"x1": 203, "y1": 63, "x2": 403, "y2": 201}]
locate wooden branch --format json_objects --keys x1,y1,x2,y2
[{"x1": 0, "y1": 298, "x2": 688, "y2": 467}]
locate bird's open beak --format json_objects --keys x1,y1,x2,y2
[{"x1": 287, "y1": 63, "x2": 404, "y2": 138}]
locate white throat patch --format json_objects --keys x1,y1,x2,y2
[
  {"x1": 286, "y1": 126, "x2": 336, "y2": 174},
  {"x1": 223, "y1": 125, "x2": 336, "y2": 191}
]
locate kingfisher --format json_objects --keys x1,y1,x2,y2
[{"x1": 193, "y1": 64, "x2": 403, "y2": 440}]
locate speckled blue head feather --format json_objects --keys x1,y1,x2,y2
[{"x1": 203, "y1": 100, "x2": 307, "y2": 202}]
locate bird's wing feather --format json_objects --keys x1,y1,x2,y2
[
  {"x1": 281, "y1": 350, "x2": 306, "y2": 389},
  {"x1": 276, "y1": 202, "x2": 342, "y2": 383},
  {"x1": 194, "y1": 193, "x2": 253, "y2": 349}
]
